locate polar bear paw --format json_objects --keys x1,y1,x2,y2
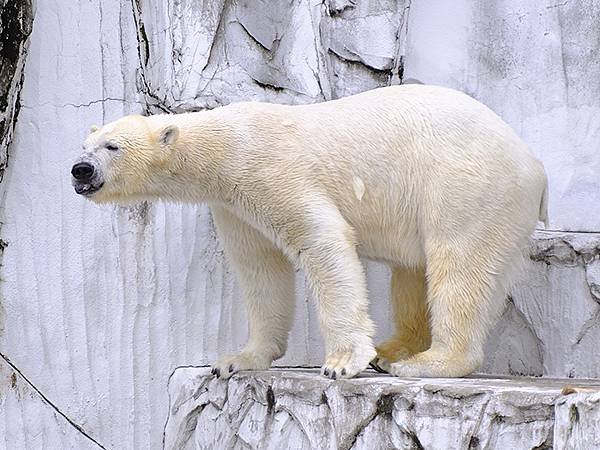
[
  {"x1": 211, "y1": 351, "x2": 272, "y2": 380},
  {"x1": 370, "y1": 341, "x2": 418, "y2": 373},
  {"x1": 321, "y1": 345, "x2": 377, "y2": 380},
  {"x1": 388, "y1": 349, "x2": 480, "y2": 378}
]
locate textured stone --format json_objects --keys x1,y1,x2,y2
[
  {"x1": 132, "y1": 0, "x2": 408, "y2": 110},
  {"x1": 0, "y1": 0, "x2": 599, "y2": 449},
  {"x1": 0, "y1": 354, "x2": 102, "y2": 449},
  {"x1": 164, "y1": 368, "x2": 600, "y2": 450},
  {"x1": 508, "y1": 232, "x2": 600, "y2": 378},
  {"x1": 555, "y1": 391, "x2": 600, "y2": 449},
  {"x1": 0, "y1": 0, "x2": 33, "y2": 181}
]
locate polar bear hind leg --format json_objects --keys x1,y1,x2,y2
[
  {"x1": 210, "y1": 206, "x2": 296, "y2": 379},
  {"x1": 372, "y1": 267, "x2": 431, "y2": 372},
  {"x1": 390, "y1": 237, "x2": 512, "y2": 378}
]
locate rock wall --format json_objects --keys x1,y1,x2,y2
[
  {"x1": 0, "y1": 0, "x2": 33, "y2": 182},
  {"x1": 0, "y1": 0, "x2": 598, "y2": 448},
  {"x1": 0, "y1": 354, "x2": 103, "y2": 449}
]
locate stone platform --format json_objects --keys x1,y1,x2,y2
[{"x1": 164, "y1": 368, "x2": 600, "y2": 450}]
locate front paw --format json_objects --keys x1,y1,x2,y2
[
  {"x1": 211, "y1": 351, "x2": 272, "y2": 380},
  {"x1": 321, "y1": 344, "x2": 376, "y2": 380}
]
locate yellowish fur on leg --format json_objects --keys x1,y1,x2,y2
[
  {"x1": 373, "y1": 267, "x2": 431, "y2": 372},
  {"x1": 390, "y1": 238, "x2": 515, "y2": 378}
]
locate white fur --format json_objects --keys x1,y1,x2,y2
[{"x1": 77, "y1": 84, "x2": 548, "y2": 379}]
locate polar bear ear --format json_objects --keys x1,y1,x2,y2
[
  {"x1": 89, "y1": 125, "x2": 100, "y2": 133},
  {"x1": 158, "y1": 125, "x2": 179, "y2": 146}
]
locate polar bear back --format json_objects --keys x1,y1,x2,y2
[
  {"x1": 148, "y1": 85, "x2": 546, "y2": 267},
  {"x1": 221, "y1": 84, "x2": 544, "y2": 198},
  {"x1": 216, "y1": 85, "x2": 546, "y2": 259}
]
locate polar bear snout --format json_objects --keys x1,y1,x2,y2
[
  {"x1": 71, "y1": 162, "x2": 94, "y2": 181},
  {"x1": 71, "y1": 160, "x2": 104, "y2": 197}
]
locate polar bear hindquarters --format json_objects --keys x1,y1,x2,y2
[
  {"x1": 373, "y1": 267, "x2": 430, "y2": 372},
  {"x1": 388, "y1": 143, "x2": 547, "y2": 377}
]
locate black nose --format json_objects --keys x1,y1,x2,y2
[{"x1": 71, "y1": 162, "x2": 94, "y2": 180}]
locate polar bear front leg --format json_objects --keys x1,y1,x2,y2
[
  {"x1": 210, "y1": 206, "x2": 295, "y2": 379},
  {"x1": 294, "y1": 213, "x2": 376, "y2": 379}
]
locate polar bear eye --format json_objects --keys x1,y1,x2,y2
[{"x1": 105, "y1": 143, "x2": 119, "y2": 151}]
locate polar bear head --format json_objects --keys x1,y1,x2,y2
[{"x1": 71, "y1": 115, "x2": 179, "y2": 203}]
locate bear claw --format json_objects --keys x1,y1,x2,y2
[
  {"x1": 211, "y1": 351, "x2": 273, "y2": 379},
  {"x1": 320, "y1": 346, "x2": 376, "y2": 379},
  {"x1": 369, "y1": 359, "x2": 390, "y2": 374}
]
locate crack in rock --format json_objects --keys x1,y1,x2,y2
[
  {"x1": 20, "y1": 97, "x2": 143, "y2": 110},
  {"x1": 0, "y1": 351, "x2": 106, "y2": 449},
  {"x1": 130, "y1": 0, "x2": 172, "y2": 114}
]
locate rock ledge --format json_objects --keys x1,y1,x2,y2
[{"x1": 164, "y1": 368, "x2": 600, "y2": 450}]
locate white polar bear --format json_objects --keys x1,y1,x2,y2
[{"x1": 71, "y1": 84, "x2": 548, "y2": 380}]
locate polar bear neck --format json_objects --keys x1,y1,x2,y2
[{"x1": 145, "y1": 108, "x2": 249, "y2": 205}]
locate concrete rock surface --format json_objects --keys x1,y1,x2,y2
[
  {"x1": 165, "y1": 367, "x2": 600, "y2": 450},
  {"x1": 0, "y1": 354, "x2": 102, "y2": 449},
  {"x1": 555, "y1": 391, "x2": 600, "y2": 450},
  {"x1": 0, "y1": 0, "x2": 599, "y2": 448}
]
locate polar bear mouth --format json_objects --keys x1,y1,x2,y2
[{"x1": 74, "y1": 182, "x2": 104, "y2": 196}]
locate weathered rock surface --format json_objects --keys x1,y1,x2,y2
[
  {"x1": 484, "y1": 231, "x2": 600, "y2": 378},
  {"x1": 0, "y1": 0, "x2": 33, "y2": 181},
  {"x1": 0, "y1": 0, "x2": 599, "y2": 449},
  {"x1": 0, "y1": 353, "x2": 102, "y2": 449},
  {"x1": 165, "y1": 367, "x2": 600, "y2": 450},
  {"x1": 555, "y1": 391, "x2": 600, "y2": 450}
]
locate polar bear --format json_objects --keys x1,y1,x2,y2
[{"x1": 71, "y1": 84, "x2": 548, "y2": 380}]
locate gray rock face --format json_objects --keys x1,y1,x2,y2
[
  {"x1": 484, "y1": 231, "x2": 600, "y2": 378},
  {"x1": 0, "y1": 0, "x2": 599, "y2": 448},
  {"x1": 131, "y1": 0, "x2": 409, "y2": 111},
  {"x1": 0, "y1": 353, "x2": 102, "y2": 449},
  {"x1": 0, "y1": 0, "x2": 33, "y2": 181},
  {"x1": 555, "y1": 391, "x2": 600, "y2": 450},
  {"x1": 165, "y1": 368, "x2": 600, "y2": 450}
]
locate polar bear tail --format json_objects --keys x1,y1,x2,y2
[{"x1": 539, "y1": 181, "x2": 549, "y2": 228}]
